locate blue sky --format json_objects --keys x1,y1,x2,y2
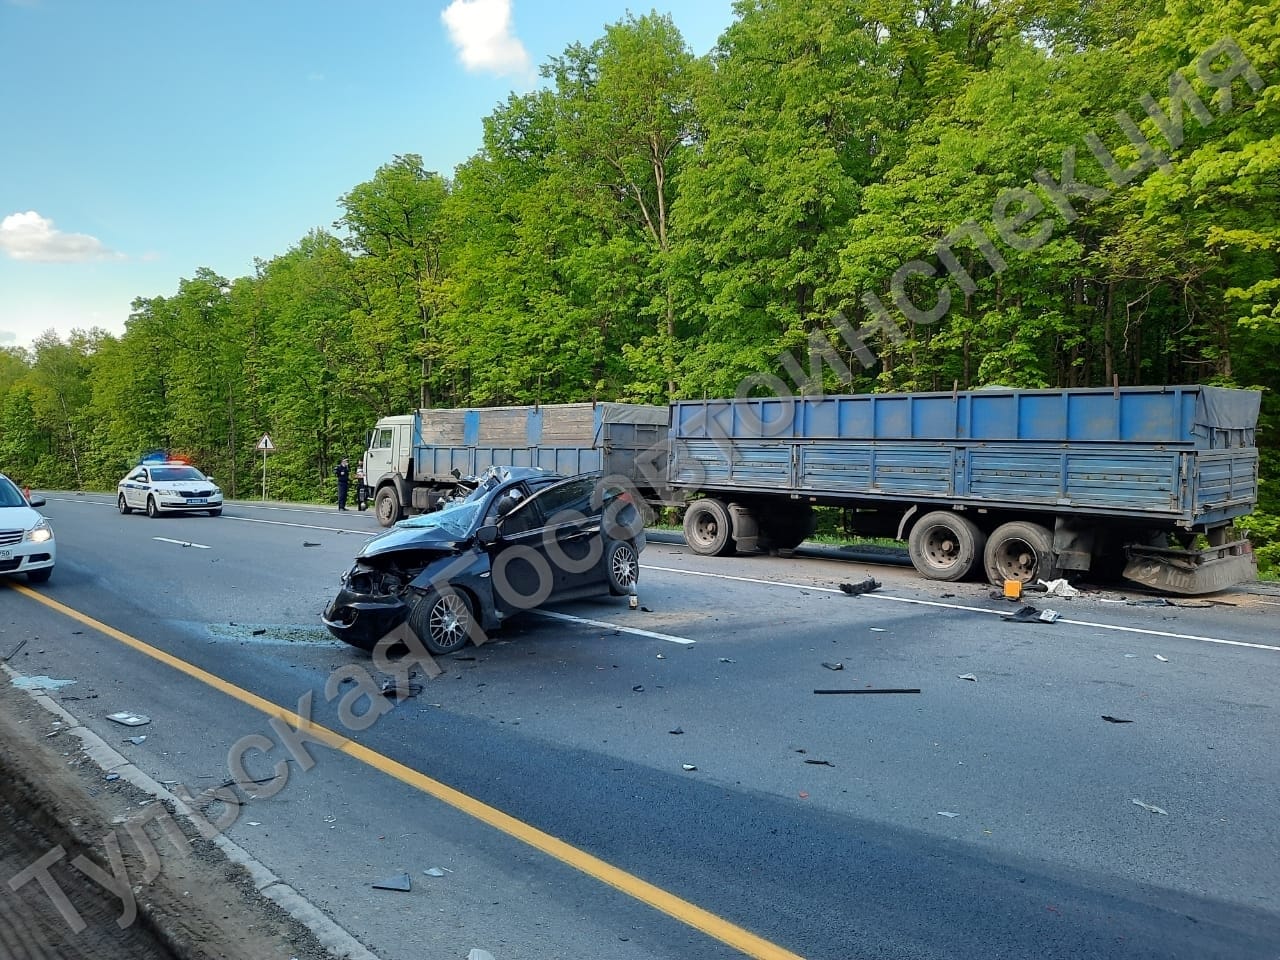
[{"x1": 0, "y1": 0, "x2": 735, "y2": 349}]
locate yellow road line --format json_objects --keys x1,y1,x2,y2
[{"x1": 8, "y1": 582, "x2": 806, "y2": 960}]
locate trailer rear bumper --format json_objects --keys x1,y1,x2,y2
[{"x1": 1123, "y1": 539, "x2": 1256, "y2": 595}]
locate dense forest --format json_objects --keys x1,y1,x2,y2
[{"x1": 2, "y1": 0, "x2": 1277, "y2": 572}]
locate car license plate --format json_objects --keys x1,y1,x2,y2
[
  {"x1": 0, "y1": 549, "x2": 10, "y2": 560},
  {"x1": 186, "y1": 498, "x2": 207, "y2": 505}
]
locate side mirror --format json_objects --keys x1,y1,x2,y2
[
  {"x1": 476, "y1": 525, "x2": 499, "y2": 546},
  {"x1": 28, "y1": 494, "x2": 46, "y2": 508}
]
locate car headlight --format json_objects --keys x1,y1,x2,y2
[
  {"x1": 26, "y1": 519, "x2": 53, "y2": 543},
  {"x1": 155, "y1": 487, "x2": 177, "y2": 496}
]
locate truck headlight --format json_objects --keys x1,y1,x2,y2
[{"x1": 26, "y1": 519, "x2": 53, "y2": 543}]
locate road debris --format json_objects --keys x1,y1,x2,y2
[
  {"x1": 956, "y1": 673, "x2": 978, "y2": 682},
  {"x1": 1003, "y1": 579, "x2": 1023, "y2": 600},
  {"x1": 10, "y1": 675, "x2": 76, "y2": 691},
  {"x1": 869, "y1": 627, "x2": 887, "y2": 632},
  {"x1": 669, "y1": 727, "x2": 684, "y2": 735},
  {"x1": 1101, "y1": 716, "x2": 1134, "y2": 724},
  {"x1": 822, "y1": 662, "x2": 844, "y2": 671},
  {"x1": 468, "y1": 951, "x2": 496, "y2": 960},
  {"x1": 632, "y1": 685, "x2": 644, "y2": 692},
  {"x1": 656, "y1": 653, "x2": 665, "y2": 659},
  {"x1": 104, "y1": 773, "x2": 120, "y2": 782},
  {"x1": 839, "y1": 577, "x2": 882, "y2": 596},
  {"x1": 423, "y1": 867, "x2": 448, "y2": 878},
  {"x1": 1129, "y1": 598, "x2": 1171, "y2": 607},
  {"x1": 1155, "y1": 654, "x2": 1169, "y2": 662},
  {"x1": 681, "y1": 763, "x2": 697, "y2": 771},
  {"x1": 1131, "y1": 798, "x2": 1168, "y2": 815},
  {"x1": 106, "y1": 712, "x2": 151, "y2": 727},
  {"x1": 122, "y1": 735, "x2": 147, "y2": 745},
  {"x1": 2, "y1": 638, "x2": 27, "y2": 661},
  {"x1": 302, "y1": 541, "x2": 321, "y2": 547},
  {"x1": 718, "y1": 658, "x2": 736, "y2": 663},
  {"x1": 1037, "y1": 578, "x2": 1080, "y2": 598},
  {"x1": 380, "y1": 678, "x2": 424, "y2": 699},
  {"x1": 372, "y1": 873, "x2": 413, "y2": 892},
  {"x1": 1002, "y1": 605, "x2": 1060, "y2": 624},
  {"x1": 803, "y1": 759, "x2": 835, "y2": 766},
  {"x1": 937, "y1": 811, "x2": 959, "y2": 818},
  {"x1": 814, "y1": 688, "x2": 921, "y2": 695}
]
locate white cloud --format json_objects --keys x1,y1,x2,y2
[
  {"x1": 0, "y1": 331, "x2": 16, "y2": 345},
  {"x1": 441, "y1": 0, "x2": 532, "y2": 78},
  {"x1": 0, "y1": 211, "x2": 122, "y2": 263}
]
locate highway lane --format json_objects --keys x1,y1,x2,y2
[{"x1": 2, "y1": 493, "x2": 1278, "y2": 959}]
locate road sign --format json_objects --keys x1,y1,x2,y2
[{"x1": 256, "y1": 434, "x2": 275, "y2": 452}]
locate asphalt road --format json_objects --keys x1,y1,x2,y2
[{"x1": 2, "y1": 493, "x2": 1278, "y2": 960}]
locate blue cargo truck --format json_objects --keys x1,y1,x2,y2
[{"x1": 361, "y1": 385, "x2": 1260, "y2": 594}]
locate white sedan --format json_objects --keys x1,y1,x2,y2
[
  {"x1": 118, "y1": 462, "x2": 223, "y2": 517},
  {"x1": 0, "y1": 473, "x2": 55, "y2": 584}
]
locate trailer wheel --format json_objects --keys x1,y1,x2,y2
[
  {"x1": 908, "y1": 511, "x2": 986, "y2": 581},
  {"x1": 984, "y1": 521, "x2": 1056, "y2": 585},
  {"x1": 683, "y1": 498, "x2": 735, "y2": 556},
  {"x1": 759, "y1": 503, "x2": 816, "y2": 552},
  {"x1": 374, "y1": 486, "x2": 401, "y2": 527}
]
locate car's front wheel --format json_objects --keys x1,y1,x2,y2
[
  {"x1": 408, "y1": 590, "x2": 475, "y2": 655},
  {"x1": 26, "y1": 567, "x2": 52, "y2": 584},
  {"x1": 117, "y1": 494, "x2": 132, "y2": 515},
  {"x1": 208, "y1": 508, "x2": 222, "y2": 517},
  {"x1": 146, "y1": 496, "x2": 160, "y2": 518}
]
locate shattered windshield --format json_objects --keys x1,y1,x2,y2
[{"x1": 394, "y1": 498, "x2": 485, "y2": 538}]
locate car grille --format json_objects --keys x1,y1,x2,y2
[
  {"x1": 0, "y1": 559, "x2": 19, "y2": 572},
  {"x1": 184, "y1": 489, "x2": 216, "y2": 498},
  {"x1": 0, "y1": 530, "x2": 21, "y2": 547}
]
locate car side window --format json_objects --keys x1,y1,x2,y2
[
  {"x1": 498, "y1": 494, "x2": 542, "y2": 535},
  {"x1": 527, "y1": 476, "x2": 597, "y2": 527}
]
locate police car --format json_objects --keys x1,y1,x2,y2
[
  {"x1": 0, "y1": 473, "x2": 55, "y2": 583},
  {"x1": 117, "y1": 457, "x2": 224, "y2": 517}
]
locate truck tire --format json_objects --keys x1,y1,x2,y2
[
  {"x1": 908, "y1": 511, "x2": 986, "y2": 581},
  {"x1": 984, "y1": 520, "x2": 1056, "y2": 585},
  {"x1": 683, "y1": 498, "x2": 735, "y2": 556},
  {"x1": 374, "y1": 486, "x2": 401, "y2": 527},
  {"x1": 758, "y1": 503, "x2": 816, "y2": 552}
]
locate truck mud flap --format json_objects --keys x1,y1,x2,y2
[{"x1": 1123, "y1": 539, "x2": 1257, "y2": 595}]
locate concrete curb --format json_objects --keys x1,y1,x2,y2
[{"x1": 1, "y1": 663, "x2": 380, "y2": 960}]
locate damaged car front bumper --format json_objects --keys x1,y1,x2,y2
[{"x1": 322, "y1": 568, "x2": 412, "y2": 650}]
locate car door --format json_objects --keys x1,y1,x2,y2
[
  {"x1": 488, "y1": 486, "x2": 549, "y2": 615},
  {"x1": 124, "y1": 469, "x2": 148, "y2": 508},
  {"x1": 517, "y1": 475, "x2": 607, "y2": 601}
]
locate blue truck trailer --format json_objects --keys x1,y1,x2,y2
[{"x1": 361, "y1": 385, "x2": 1261, "y2": 594}]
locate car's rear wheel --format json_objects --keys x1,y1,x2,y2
[
  {"x1": 26, "y1": 567, "x2": 52, "y2": 584},
  {"x1": 117, "y1": 494, "x2": 132, "y2": 515},
  {"x1": 146, "y1": 496, "x2": 160, "y2": 518},
  {"x1": 408, "y1": 590, "x2": 475, "y2": 656},
  {"x1": 605, "y1": 540, "x2": 640, "y2": 595}
]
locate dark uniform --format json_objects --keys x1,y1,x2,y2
[{"x1": 335, "y1": 460, "x2": 350, "y2": 511}]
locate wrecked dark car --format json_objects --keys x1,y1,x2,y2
[{"x1": 322, "y1": 467, "x2": 646, "y2": 655}]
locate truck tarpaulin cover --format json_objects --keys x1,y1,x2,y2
[{"x1": 1195, "y1": 386, "x2": 1261, "y2": 437}]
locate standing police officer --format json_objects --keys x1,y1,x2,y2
[{"x1": 335, "y1": 457, "x2": 350, "y2": 511}]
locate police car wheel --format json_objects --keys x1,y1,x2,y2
[
  {"x1": 118, "y1": 494, "x2": 132, "y2": 515},
  {"x1": 146, "y1": 496, "x2": 160, "y2": 518}
]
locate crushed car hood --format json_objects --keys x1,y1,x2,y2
[{"x1": 357, "y1": 524, "x2": 469, "y2": 558}]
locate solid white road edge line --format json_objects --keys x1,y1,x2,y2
[
  {"x1": 533, "y1": 610, "x2": 696, "y2": 645},
  {"x1": 152, "y1": 537, "x2": 211, "y2": 549},
  {"x1": 640, "y1": 564, "x2": 1280, "y2": 654}
]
